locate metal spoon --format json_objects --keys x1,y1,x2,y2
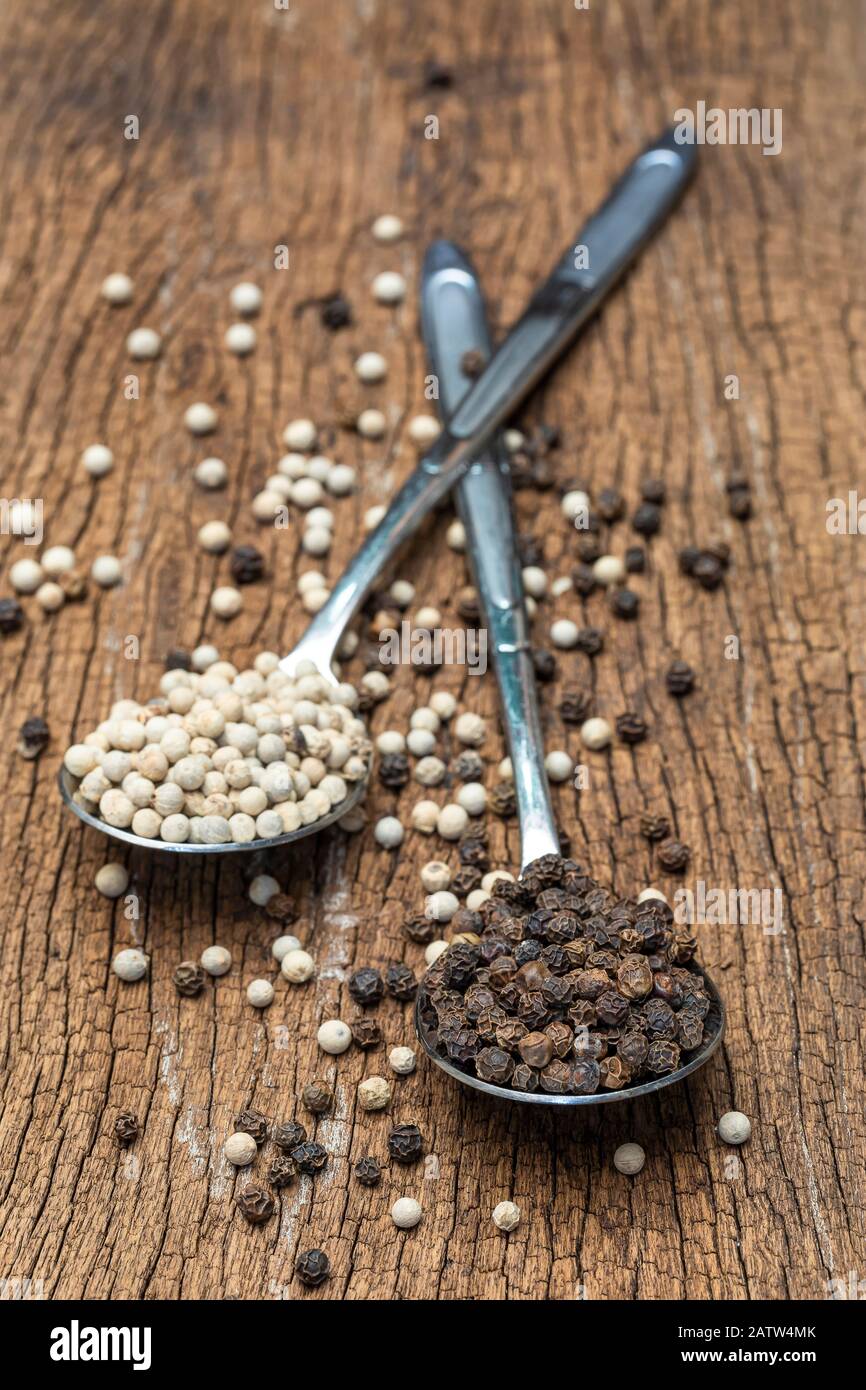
[
  {"x1": 414, "y1": 240, "x2": 725, "y2": 1106},
  {"x1": 60, "y1": 129, "x2": 697, "y2": 856}
]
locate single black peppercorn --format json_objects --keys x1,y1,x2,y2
[
  {"x1": 386, "y1": 962, "x2": 418, "y2": 1001},
  {"x1": 461, "y1": 347, "x2": 486, "y2": 378},
  {"x1": 295, "y1": 1248, "x2": 331, "y2": 1287},
  {"x1": 164, "y1": 648, "x2": 191, "y2": 671},
  {"x1": 348, "y1": 966, "x2": 385, "y2": 1006},
  {"x1": 609, "y1": 588, "x2": 639, "y2": 620},
  {"x1": 265, "y1": 892, "x2": 297, "y2": 924},
  {"x1": 302, "y1": 1081, "x2": 334, "y2": 1115},
  {"x1": 559, "y1": 688, "x2": 592, "y2": 725},
  {"x1": 234, "y1": 1109, "x2": 269, "y2": 1144},
  {"x1": 616, "y1": 712, "x2": 648, "y2": 744},
  {"x1": 173, "y1": 961, "x2": 206, "y2": 997},
  {"x1": 641, "y1": 478, "x2": 666, "y2": 505},
  {"x1": 625, "y1": 545, "x2": 645, "y2": 573},
  {"x1": 0, "y1": 597, "x2": 25, "y2": 634},
  {"x1": 351, "y1": 1017, "x2": 383, "y2": 1050},
  {"x1": 378, "y1": 753, "x2": 410, "y2": 788},
  {"x1": 17, "y1": 716, "x2": 50, "y2": 760},
  {"x1": 666, "y1": 659, "x2": 696, "y2": 696},
  {"x1": 646, "y1": 1039, "x2": 681, "y2": 1074},
  {"x1": 632, "y1": 502, "x2": 662, "y2": 536},
  {"x1": 354, "y1": 1155, "x2": 382, "y2": 1186},
  {"x1": 475, "y1": 1046, "x2": 515, "y2": 1085},
  {"x1": 678, "y1": 545, "x2": 701, "y2": 575},
  {"x1": 517, "y1": 532, "x2": 543, "y2": 567},
  {"x1": 572, "y1": 563, "x2": 597, "y2": 596},
  {"x1": 692, "y1": 553, "x2": 725, "y2": 590},
  {"x1": 639, "y1": 811, "x2": 670, "y2": 841},
  {"x1": 291, "y1": 1141, "x2": 329, "y2": 1174},
  {"x1": 404, "y1": 912, "x2": 437, "y2": 944},
  {"x1": 532, "y1": 648, "x2": 557, "y2": 681},
  {"x1": 576, "y1": 533, "x2": 602, "y2": 563},
  {"x1": 273, "y1": 1120, "x2": 307, "y2": 1151},
  {"x1": 728, "y1": 485, "x2": 752, "y2": 519},
  {"x1": 451, "y1": 864, "x2": 483, "y2": 897},
  {"x1": 320, "y1": 292, "x2": 353, "y2": 330},
  {"x1": 237, "y1": 1185, "x2": 276, "y2": 1225},
  {"x1": 596, "y1": 487, "x2": 625, "y2": 522},
  {"x1": 451, "y1": 750, "x2": 484, "y2": 782},
  {"x1": 424, "y1": 58, "x2": 453, "y2": 87},
  {"x1": 489, "y1": 781, "x2": 517, "y2": 818},
  {"x1": 656, "y1": 839, "x2": 691, "y2": 873},
  {"x1": 388, "y1": 1123, "x2": 424, "y2": 1164},
  {"x1": 268, "y1": 1155, "x2": 296, "y2": 1188},
  {"x1": 114, "y1": 1112, "x2": 139, "y2": 1147},
  {"x1": 230, "y1": 544, "x2": 265, "y2": 585},
  {"x1": 575, "y1": 627, "x2": 604, "y2": 656}
]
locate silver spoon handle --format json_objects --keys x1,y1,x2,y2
[
  {"x1": 284, "y1": 129, "x2": 695, "y2": 676},
  {"x1": 421, "y1": 242, "x2": 560, "y2": 869}
]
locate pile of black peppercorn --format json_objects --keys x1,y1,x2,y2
[{"x1": 417, "y1": 855, "x2": 713, "y2": 1096}]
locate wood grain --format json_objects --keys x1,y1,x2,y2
[{"x1": 0, "y1": 0, "x2": 863, "y2": 1302}]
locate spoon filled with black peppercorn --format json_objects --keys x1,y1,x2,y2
[{"x1": 413, "y1": 241, "x2": 725, "y2": 1107}]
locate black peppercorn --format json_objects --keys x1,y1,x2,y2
[
  {"x1": 625, "y1": 545, "x2": 645, "y2": 573},
  {"x1": 728, "y1": 485, "x2": 752, "y2": 519},
  {"x1": 609, "y1": 588, "x2": 639, "y2": 620},
  {"x1": 517, "y1": 532, "x2": 543, "y2": 568},
  {"x1": 461, "y1": 347, "x2": 486, "y2": 378},
  {"x1": 265, "y1": 892, "x2": 297, "y2": 924},
  {"x1": 302, "y1": 1081, "x2": 334, "y2": 1115},
  {"x1": 572, "y1": 1059, "x2": 601, "y2": 1094},
  {"x1": 237, "y1": 1185, "x2": 276, "y2": 1225},
  {"x1": 475, "y1": 1046, "x2": 515, "y2": 1085},
  {"x1": 656, "y1": 839, "x2": 691, "y2": 873},
  {"x1": 268, "y1": 1154, "x2": 296, "y2": 1188},
  {"x1": 641, "y1": 478, "x2": 666, "y2": 504},
  {"x1": 678, "y1": 1009, "x2": 705, "y2": 1051},
  {"x1": 321, "y1": 292, "x2": 353, "y2": 330},
  {"x1": 273, "y1": 1120, "x2": 307, "y2": 1151},
  {"x1": 423, "y1": 58, "x2": 453, "y2": 87},
  {"x1": 540, "y1": 1059, "x2": 573, "y2": 1093},
  {"x1": 387, "y1": 1123, "x2": 424, "y2": 1164},
  {"x1": 518, "y1": 1031, "x2": 553, "y2": 1069},
  {"x1": 639, "y1": 811, "x2": 670, "y2": 841},
  {"x1": 354, "y1": 1155, "x2": 382, "y2": 1186},
  {"x1": 164, "y1": 648, "x2": 192, "y2": 671},
  {"x1": 532, "y1": 648, "x2": 557, "y2": 681},
  {"x1": 572, "y1": 562, "x2": 597, "y2": 596},
  {"x1": 451, "y1": 864, "x2": 483, "y2": 897},
  {"x1": 295, "y1": 1248, "x2": 330, "y2": 1287},
  {"x1": 451, "y1": 750, "x2": 484, "y2": 782},
  {"x1": 173, "y1": 961, "x2": 206, "y2": 997},
  {"x1": 576, "y1": 626, "x2": 604, "y2": 656},
  {"x1": 404, "y1": 912, "x2": 437, "y2": 944},
  {"x1": 385, "y1": 963, "x2": 417, "y2": 1002},
  {"x1": 646, "y1": 1039, "x2": 681, "y2": 1074},
  {"x1": 230, "y1": 544, "x2": 265, "y2": 585},
  {"x1": 615, "y1": 712, "x2": 647, "y2": 744},
  {"x1": 489, "y1": 781, "x2": 517, "y2": 818},
  {"x1": 114, "y1": 1112, "x2": 139, "y2": 1147},
  {"x1": 559, "y1": 688, "x2": 592, "y2": 725},
  {"x1": 378, "y1": 753, "x2": 410, "y2": 788},
  {"x1": 348, "y1": 966, "x2": 385, "y2": 1006},
  {"x1": 511, "y1": 1061, "x2": 540, "y2": 1092},
  {"x1": 678, "y1": 545, "x2": 701, "y2": 575},
  {"x1": 291, "y1": 1141, "x2": 329, "y2": 1174},
  {"x1": 17, "y1": 716, "x2": 50, "y2": 760},
  {"x1": 596, "y1": 487, "x2": 625, "y2": 522},
  {"x1": 692, "y1": 553, "x2": 724, "y2": 590},
  {"x1": 632, "y1": 502, "x2": 662, "y2": 536},
  {"x1": 665, "y1": 660, "x2": 696, "y2": 696},
  {"x1": 0, "y1": 597, "x2": 24, "y2": 634},
  {"x1": 576, "y1": 533, "x2": 602, "y2": 563},
  {"x1": 234, "y1": 1109, "x2": 269, "y2": 1144},
  {"x1": 351, "y1": 1017, "x2": 383, "y2": 1050}
]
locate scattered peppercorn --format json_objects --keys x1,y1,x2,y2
[
  {"x1": 388, "y1": 1123, "x2": 424, "y2": 1164},
  {"x1": 461, "y1": 348, "x2": 486, "y2": 377},
  {"x1": 532, "y1": 648, "x2": 557, "y2": 681},
  {"x1": 423, "y1": 58, "x2": 453, "y2": 87},
  {"x1": 234, "y1": 1109, "x2": 269, "y2": 1145},
  {"x1": 656, "y1": 840, "x2": 691, "y2": 873},
  {"x1": 273, "y1": 1120, "x2": 307, "y2": 1151},
  {"x1": 404, "y1": 912, "x2": 437, "y2": 945},
  {"x1": 265, "y1": 892, "x2": 297, "y2": 923},
  {"x1": 320, "y1": 292, "x2": 353, "y2": 330},
  {"x1": 348, "y1": 966, "x2": 385, "y2": 1006},
  {"x1": 640, "y1": 478, "x2": 666, "y2": 504},
  {"x1": 230, "y1": 544, "x2": 265, "y2": 585},
  {"x1": 237, "y1": 1185, "x2": 276, "y2": 1225},
  {"x1": 609, "y1": 588, "x2": 639, "y2": 619},
  {"x1": 572, "y1": 562, "x2": 597, "y2": 596},
  {"x1": 452, "y1": 750, "x2": 484, "y2": 783},
  {"x1": 302, "y1": 1081, "x2": 334, "y2": 1115},
  {"x1": 354, "y1": 1155, "x2": 382, "y2": 1186},
  {"x1": 616, "y1": 712, "x2": 648, "y2": 744},
  {"x1": 17, "y1": 716, "x2": 50, "y2": 760},
  {"x1": 173, "y1": 961, "x2": 206, "y2": 997},
  {"x1": 451, "y1": 864, "x2": 483, "y2": 897},
  {"x1": 378, "y1": 752, "x2": 411, "y2": 788},
  {"x1": 631, "y1": 502, "x2": 662, "y2": 536},
  {"x1": 640, "y1": 812, "x2": 670, "y2": 841},
  {"x1": 386, "y1": 962, "x2": 418, "y2": 1002},
  {"x1": 576, "y1": 533, "x2": 602, "y2": 563},
  {"x1": 692, "y1": 553, "x2": 725, "y2": 590},
  {"x1": 295, "y1": 1248, "x2": 330, "y2": 1286},
  {"x1": 268, "y1": 1154, "x2": 296, "y2": 1188},
  {"x1": 666, "y1": 660, "x2": 696, "y2": 697},
  {"x1": 0, "y1": 597, "x2": 25, "y2": 634},
  {"x1": 291, "y1": 1141, "x2": 329, "y2": 1174},
  {"x1": 351, "y1": 1017, "x2": 383, "y2": 1050},
  {"x1": 114, "y1": 1112, "x2": 139, "y2": 1147},
  {"x1": 489, "y1": 781, "x2": 517, "y2": 818},
  {"x1": 164, "y1": 648, "x2": 191, "y2": 670},
  {"x1": 559, "y1": 688, "x2": 592, "y2": 725},
  {"x1": 625, "y1": 546, "x2": 645, "y2": 573},
  {"x1": 575, "y1": 626, "x2": 604, "y2": 656}
]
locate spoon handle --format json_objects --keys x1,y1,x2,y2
[
  {"x1": 282, "y1": 129, "x2": 695, "y2": 679},
  {"x1": 421, "y1": 241, "x2": 560, "y2": 869}
]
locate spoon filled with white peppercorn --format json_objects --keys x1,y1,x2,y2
[{"x1": 413, "y1": 240, "x2": 725, "y2": 1107}]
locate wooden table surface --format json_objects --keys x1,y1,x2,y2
[{"x1": 1, "y1": 0, "x2": 864, "y2": 1303}]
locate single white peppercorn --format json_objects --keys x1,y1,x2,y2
[
  {"x1": 191, "y1": 643, "x2": 220, "y2": 670},
  {"x1": 376, "y1": 730, "x2": 406, "y2": 755},
  {"x1": 126, "y1": 326, "x2": 162, "y2": 359},
  {"x1": 561, "y1": 488, "x2": 590, "y2": 522},
  {"x1": 357, "y1": 1076, "x2": 392, "y2": 1110},
  {"x1": 454, "y1": 711, "x2": 486, "y2": 747},
  {"x1": 224, "y1": 322, "x2": 257, "y2": 355},
  {"x1": 388, "y1": 1045, "x2": 417, "y2": 1075},
  {"x1": 271, "y1": 934, "x2": 301, "y2": 962},
  {"x1": 183, "y1": 402, "x2": 218, "y2": 435},
  {"x1": 95, "y1": 862, "x2": 129, "y2": 898},
  {"x1": 283, "y1": 418, "x2": 317, "y2": 451},
  {"x1": 498, "y1": 757, "x2": 514, "y2": 780},
  {"x1": 414, "y1": 755, "x2": 446, "y2": 787},
  {"x1": 437, "y1": 803, "x2": 469, "y2": 840},
  {"x1": 492, "y1": 1200, "x2": 521, "y2": 1232},
  {"x1": 372, "y1": 270, "x2": 407, "y2": 304},
  {"x1": 481, "y1": 870, "x2": 513, "y2": 892},
  {"x1": 302, "y1": 525, "x2": 332, "y2": 557},
  {"x1": 112, "y1": 947, "x2": 149, "y2": 982},
  {"x1": 391, "y1": 1197, "x2": 422, "y2": 1229},
  {"x1": 411, "y1": 800, "x2": 440, "y2": 835},
  {"x1": 201, "y1": 945, "x2": 232, "y2": 976},
  {"x1": 551, "y1": 576, "x2": 573, "y2": 597},
  {"x1": 41, "y1": 545, "x2": 76, "y2": 577},
  {"x1": 198, "y1": 520, "x2": 232, "y2": 553},
  {"x1": 357, "y1": 409, "x2": 387, "y2": 439},
  {"x1": 249, "y1": 873, "x2": 280, "y2": 906},
  {"x1": 424, "y1": 939, "x2": 450, "y2": 965},
  {"x1": 291, "y1": 476, "x2": 325, "y2": 509},
  {"x1": 194, "y1": 456, "x2": 228, "y2": 489},
  {"x1": 100, "y1": 789, "x2": 135, "y2": 827},
  {"x1": 580, "y1": 717, "x2": 613, "y2": 751},
  {"x1": 9, "y1": 558, "x2": 43, "y2": 593},
  {"x1": 160, "y1": 813, "x2": 190, "y2": 843},
  {"x1": 593, "y1": 554, "x2": 626, "y2": 586},
  {"x1": 91, "y1": 555, "x2": 122, "y2": 588},
  {"x1": 281, "y1": 949, "x2": 315, "y2": 983},
  {"x1": 251, "y1": 489, "x2": 285, "y2": 523},
  {"x1": 445, "y1": 519, "x2": 465, "y2": 551},
  {"x1": 545, "y1": 750, "x2": 574, "y2": 783},
  {"x1": 407, "y1": 414, "x2": 440, "y2": 445},
  {"x1": 64, "y1": 744, "x2": 100, "y2": 778},
  {"x1": 372, "y1": 213, "x2": 404, "y2": 242},
  {"x1": 457, "y1": 782, "x2": 487, "y2": 816},
  {"x1": 414, "y1": 606, "x2": 441, "y2": 631},
  {"x1": 420, "y1": 861, "x2": 451, "y2": 893},
  {"x1": 465, "y1": 889, "x2": 490, "y2": 911},
  {"x1": 718, "y1": 1111, "x2": 752, "y2": 1145},
  {"x1": 355, "y1": 351, "x2": 387, "y2": 383},
  {"x1": 374, "y1": 815, "x2": 404, "y2": 848},
  {"x1": 614, "y1": 1142, "x2": 646, "y2": 1175},
  {"x1": 521, "y1": 566, "x2": 547, "y2": 598},
  {"x1": 81, "y1": 443, "x2": 115, "y2": 478},
  {"x1": 429, "y1": 690, "x2": 457, "y2": 720},
  {"x1": 425, "y1": 890, "x2": 460, "y2": 923},
  {"x1": 132, "y1": 808, "x2": 162, "y2": 839},
  {"x1": 410, "y1": 706, "x2": 440, "y2": 733},
  {"x1": 36, "y1": 581, "x2": 64, "y2": 613},
  {"x1": 550, "y1": 618, "x2": 579, "y2": 649},
  {"x1": 230, "y1": 281, "x2": 263, "y2": 316},
  {"x1": 504, "y1": 428, "x2": 524, "y2": 452},
  {"x1": 210, "y1": 586, "x2": 243, "y2": 618},
  {"x1": 247, "y1": 978, "x2": 275, "y2": 1008},
  {"x1": 317, "y1": 1019, "x2": 352, "y2": 1055},
  {"x1": 224, "y1": 1131, "x2": 258, "y2": 1166},
  {"x1": 301, "y1": 586, "x2": 330, "y2": 614},
  {"x1": 100, "y1": 272, "x2": 134, "y2": 304},
  {"x1": 388, "y1": 578, "x2": 415, "y2": 609}
]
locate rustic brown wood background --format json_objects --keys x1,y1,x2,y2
[{"x1": 1, "y1": 0, "x2": 863, "y2": 1303}]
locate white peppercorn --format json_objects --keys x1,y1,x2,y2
[
  {"x1": 424, "y1": 939, "x2": 449, "y2": 965},
  {"x1": 481, "y1": 870, "x2": 513, "y2": 891},
  {"x1": 717, "y1": 1111, "x2": 751, "y2": 1145},
  {"x1": 580, "y1": 717, "x2": 613, "y2": 751},
  {"x1": 465, "y1": 889, "x2": 490, "y2": 911},
  {"x1": 414, "y1": 755, "x2": 446, "y2": 787},
  {"x1": 132, "y1": 808, "x2": 162, "y2": 838},
  {"x1": 420, "y1": 860, "x2": 451, "y2": 892},
  {"x1": 113, "y1": 947, "x2": 149, "y2": 982},
  {"x1": 429, "y1": 690, "x2": 457, "y2": 720},
  {"x1": 374, "y1": 815, "x2": 404, "y2": 848},
  {"x1": 550, "y1": 618, "x2": 579, "y2": 649},
  {"x1": 391, "y1": 1197, "x2": 422, "y2": 1229},
  {"x1": 95, "y1": 863, "x2": 129, "y2": 898},
  {"x1": 198, "y1": 520, "x2": 232, "y2": 554},
  {"x1": 408, "y1": 414, "x2": 440, "y2": 445},
  {"x1": 521, "y1": 566, "x2": 547, "y2": 598},
  {"x1": 372, "y1": 213, "x2": 404, "y2": 242},
  {"x1": 376, "y1": 730, "x2": 406, "y2": 755},
  {"x1": 283, "y1": 418, "x2": 317, "y2": 451},
  {"x1": 446, "y1": 519, "x2": 465, "y2": 551},
  {"x1": 637, "y1": 887, "x2": 668, "y2": 905},
  {"x1": 251, "y1": 489, "x2": 284, "y2": 522},
  {"x1": 492, "y1": 1200, "x2": 521, "y2": 1232},
  {"x1": 160, "y1": 813, "x2": 190, "y2": 843},
  {"x1": 357, "y1": 409, "x2": 386, "y2": 439},
  {"x1": 425, "y1": 890, "x2": 460, "y2": 923},
  {"x1": 325, "y1": 463, "x2": 356, "y2": 497},
  {"x1": 271, "y1": 934, "x2": 301, "y2": 962},
  {"x1": 317, "y1": 1019, "x2": 352, "y2": 1054},
  {"x1": 504, "y1": 428, "x2": 524, "y2": 452},
  {"x1": 545, "y1": 750, "x2": 574, "y2": 783},
  {"x1": 91, "y1": 555, "x2": 122, "y2": 588},
  {"x1": 41, "y1": 545, "x2": 76, "y2": 577},
  {"x1": 36, "y1": 581, "x2": 64, "y2": 613},
  {"x1": 613, "y1": 1142, "x2": 646, "y2": 1175},
  {"x1": 354, "y1": 351, "x2": 387, "y2": 383},
  {"x1": 224, "y1": 322, "x2": 257, "y2": 355},
  {"x1": 291, "y1": 476, "x2": 324, "y2": 509},
  {"x1": 194, "y1": 457, "x2": 228, "y2": 490},
  {"x1": 406, "y1": 727, "x2": 436, "y2": 758},
  {"x1": 454, "y1": 711, "x2": 486, "y2": 747},
  {"x1": 372, "y1": 270, "x2": 407, "y2": 305},
  {"x1": 593, "y1": 554, "x2": 626, "y2": 586},
  {"x1": 230, "y1": 281, "x2": 263, "y2": 315},
  {"x1": 183, "y1": 401, "x2": 218, "y2": 435},
  {"x1": 551, "y1": 576, "x2": 573, "y2": 597},
  {"x1": 561, "y1": 489, "x2": 590, "y2": 522},
  {"x1": 9, "y1": 558, "x2": 43, "y2": 593},
  {"x1": 224, "y1": 1131, "x2": 258, "y2": 1166},
  {"x1": 358, "y1": 1076, "x2": 392, "y2": 1110},
  {"x1": 414, "y1": 606, "x2": 441, "y2": 631},
  {"x1": 411, "y1": 800, "x2": 440, "y2": 835},
  {"x1": 249, "y1": 874, "x2": 280, "y2": 906},
  {"x1": 457, "y1": 782, "x2": 487, "y2": 816},
  {"x1": 281, "y1": 949, "x2": 315, "y2": 983},
  {"x1": 388, "y1": 1045, "x2": 417, "y2": 1075},
  {"x1": 247, "y1": 978, "x2": 275, "y2": 1008},
  {"x1": 437, "y1": 803, "x2": 468, "y2": 840},
  {"x1": 302, "y1": 525, "x2": 332, "y2": 556},
  {"x1": 201, "y1": 945, "x2": 232, "y2": 976},
  {"x1": 210, "y1": 586, "x2": 243, "y2": 618},
  {"x1": 127, "y1": 326, "x2": 161, "y2": 359},
  {"x1": 100, "y1": 271, "x2": 133, "y2": 304},
  {"x1": 81, "y1": 443, "x2": 115, "y2": 478},
  {"x1": 497, "y1": 757, "x2": 513, "y2": 780}
]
